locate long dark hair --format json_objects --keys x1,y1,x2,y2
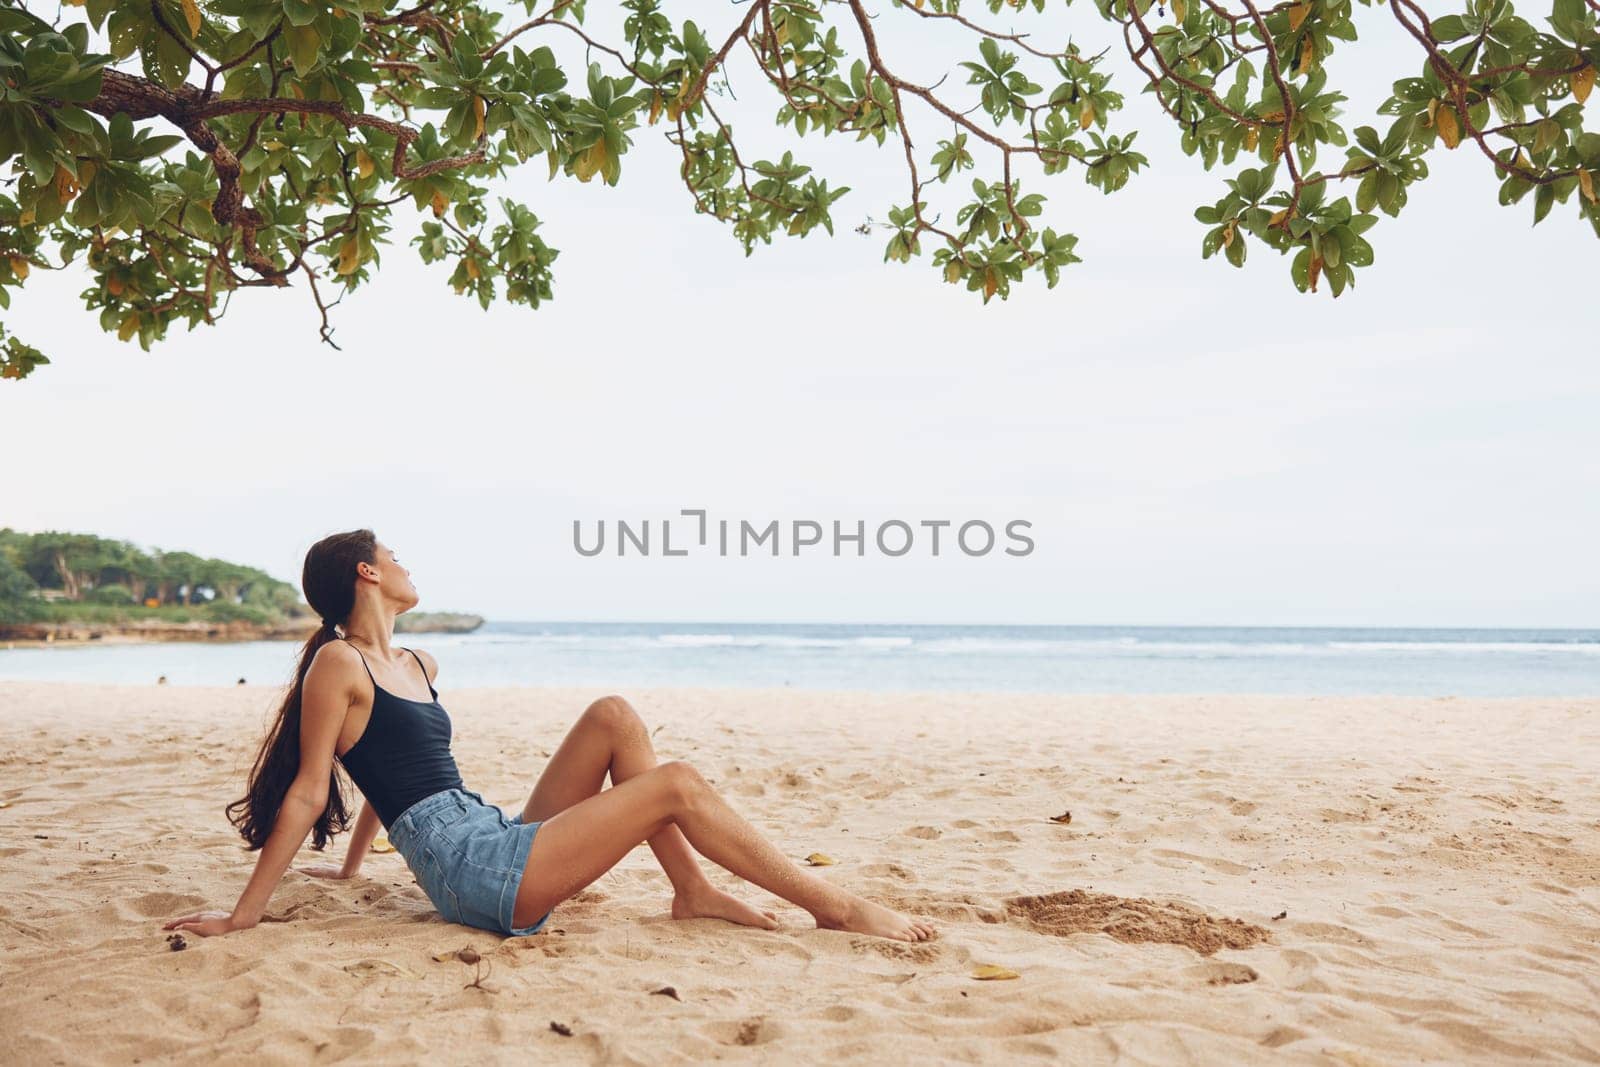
[{"x1": 226, "y1": 529, "x2": 378, "y2": 851}]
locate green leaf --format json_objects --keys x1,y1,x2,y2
[
  {"x1": 106, "y1": 9, "x2": 146, "y2": 59},
  {"x1": 281, "y1": 0, "x2": 321, "y2": 27},
  {"x1": 1225, "y1": 231, "x2": 1246, "y2": 267},
  {"x1": 1356, "y1": 171, "x2": 1378, "y2": 213},
  {"x1": 1532, "y1": 183, "x2": 1554, "y2": 224},
  {"x1": 52, "y1": 106, "x2": 98, "y2": 136},
  {"x1": 148, "y1": 29, "x2": 193, "y2": 88},
  {"x1": 285, "y1": 22, "x2": 321, "y2": 77}
]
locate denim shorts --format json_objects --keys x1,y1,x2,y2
[{"x1": 387, "y1": 787, "x2": 552, "y2": 936}]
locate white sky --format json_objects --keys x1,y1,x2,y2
[{"x1": 2, "y1": 1, "x2": 1595, "y2": 627}]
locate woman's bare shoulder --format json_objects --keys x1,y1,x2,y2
[
  {"x1": 408, "y1": 646, "x2": 439, "y2": 684},
  {"x1": 306, "y1": 638, "x2": 366, "y2": 692}
]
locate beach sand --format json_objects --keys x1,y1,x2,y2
[{"x1": 1, "y1": 681, "x2": 1596, "y2": 1064}]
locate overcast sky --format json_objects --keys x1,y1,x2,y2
[{"x1": 2, "y1": 1, "x2": 1595, "y2": 627}]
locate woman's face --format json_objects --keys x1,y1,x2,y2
[{"x1": 368, "y1": 540, "x2": 420, "y2": 611}]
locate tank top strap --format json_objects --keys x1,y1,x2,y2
[
  {"x1": 403, "y1": 647, "x2": 436, "y2": 698},
  {"x1": 341, "y1": 637, "x2": 378, "y2": 688}
]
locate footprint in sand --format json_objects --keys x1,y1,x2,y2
[
  {"x1": 990, "y1": 1017, "x2": 1071, "y2": 1041},
  {"x1": 1186, "y1": 960, "x2": 1259, "y2": 985},
  {"x1": 1439, "y1": 918, "x2": 1493, "y2": 939},
  {"x1": 1259, "y1": 1025, "x2": 1309, "y2": 1048},
  {"x1": 1291, "y1": 921, "x2": 1374, "y2": 947},
  {"x1": 132, "y1": 890, "x2": 205, "y2": 918},
  {"x1": 858, "y1": 862, "x2": 916, "y2": 881},
  {"x1": 850, "y1": 936, "x2": 943, "y2": 964},
  {"x1": 1149, "y1": 848, "x2": 1253, "y2": 876},
  {"x1": 1274, "y1": 948, "x2": 1324, "y2": 992},
  {"x1": 313, "y1": 1027, "x2": 377, "y2": 1059},
  {"x1": 776, "y1": 771, "x2": 811, "y2": 791},
  {"x1": 902, "y1": 825, "x2": 942, "y2": 840},
  {"x1": 206, "y1": 991, "x2": 265, "y2": 1042},
  {"x1": 705, "y1": 1017, "x2": 784, "y2": 1047}
]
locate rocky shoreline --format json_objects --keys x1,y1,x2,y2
[{"x1": 0, "y1": 611, "x2": 484, "y2": 647}]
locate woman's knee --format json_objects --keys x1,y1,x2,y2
[
  {"x1": 584, "y1": 694, "x2": 643, "y2": 735},
  {"x1": 655, "y1": 759, "x2": 708, "y2": 807}
]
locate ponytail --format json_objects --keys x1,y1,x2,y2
[{"x1": 224, "y1": 529, "x2": 376, "y2": 850}]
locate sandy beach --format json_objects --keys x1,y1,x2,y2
[{"x1": 0, "y1": 681, "x2": 1596, "y2": 1064}]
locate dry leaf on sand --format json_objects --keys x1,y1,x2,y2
[{"x1": 431, "y1": 946, "x2": 481, "y2": 964}]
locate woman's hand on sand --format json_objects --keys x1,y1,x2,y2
[
  {"x1": 162, "y1": 910, "x2": 244, "y2": 937},
  {"x1": 295, "y1": 863, "x2": 353, "y2": 880}
]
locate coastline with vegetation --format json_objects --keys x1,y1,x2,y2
[{"x1": 0, "y1": 528, "x2": 481, "y2": 645}]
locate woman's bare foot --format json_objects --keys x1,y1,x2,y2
[
  {"x1": 671, "y1": 883, "x2": 780, "y2": 930},
  {"x1": 815, "y1": 894, "x2": 937, "y2": 942}
]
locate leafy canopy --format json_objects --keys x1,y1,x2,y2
[{"x1": 2, "y1": 0, "x2": 1597, "y2": 379}]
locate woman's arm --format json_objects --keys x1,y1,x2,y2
[
  {"x1": 227, "y1": 785, "x2": 334, "y2": 929},
  {"x1": 164, "y1": 644, "x2": 355, "y2": 936},
  {"x1": 340, "y1": 800, "x2": 381, "y2": 876},
  {"x1": 296, "y1": 796, "x2": 379, "y2": 880}
]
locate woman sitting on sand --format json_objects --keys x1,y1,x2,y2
[{"x1": 162, "y1": 529, "x2": 936, "y2": 943}]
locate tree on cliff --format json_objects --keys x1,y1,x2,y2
[
  {"x1": 2, "y1": 0, "x2": 1596, "y2": 379},
  {"x1": 0, "y1": 551, "x2": 41, "y2": 624},
  {"x1": 0, "y1": 528, "x2": 297, "y2": 608}
]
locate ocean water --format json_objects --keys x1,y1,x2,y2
[{"x1": 0, "y1": 622, "x2": 1596, "y2": 696}]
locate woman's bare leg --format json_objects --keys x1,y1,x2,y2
[
  {"x1": 513, "y1": 759, "x2": 936, "y2": 942},
  {"x1": 516, "y1": 695, "x2": 776, "y2": 928}
]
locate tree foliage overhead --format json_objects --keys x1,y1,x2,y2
[{"x1": 2, "y1": 0, "x2": 1596, "y2": 378}]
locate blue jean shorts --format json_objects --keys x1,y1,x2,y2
[{"x1": 387, "y1": 787, "x2": 552, "y2": 936}]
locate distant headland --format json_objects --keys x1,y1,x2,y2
[{"x1": 0, "y1": 528, "x2": 482, "y2": 645}]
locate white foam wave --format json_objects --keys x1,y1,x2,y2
[{"x1": 1327, "y1": 641, "x2": 1600, "y2": 654}]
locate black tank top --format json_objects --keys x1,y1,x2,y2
[{"x1": 334, "y1": 639, "x2": 465, "y2": 830}]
